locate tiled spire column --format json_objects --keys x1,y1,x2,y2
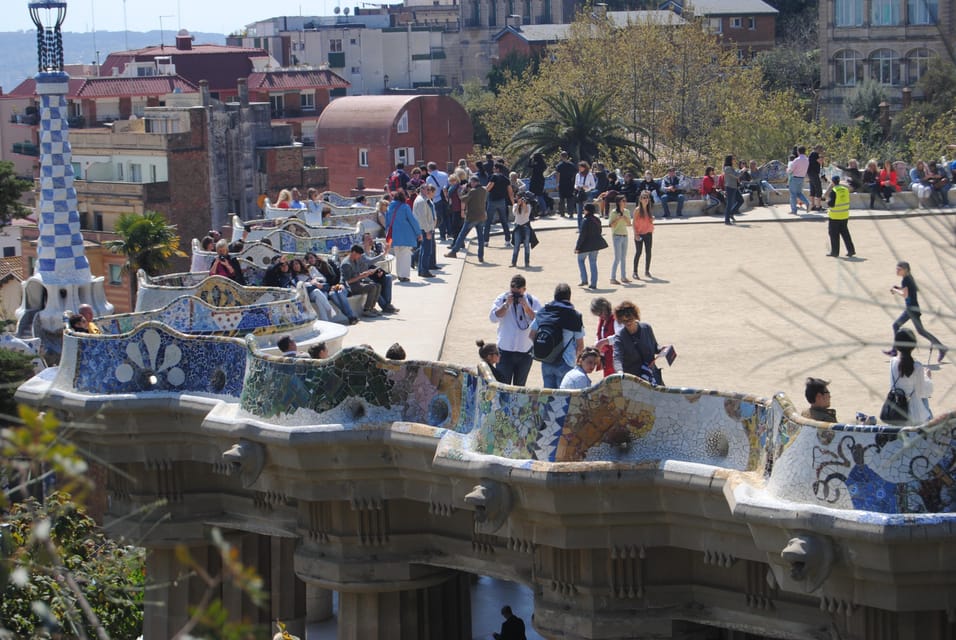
[{"x1": 35, "y1": 71, "x2": 91, "y2": 284}]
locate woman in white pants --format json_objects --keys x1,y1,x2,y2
[{"x1": 384, "y1": 191, "x2": 423, "y2": 282}]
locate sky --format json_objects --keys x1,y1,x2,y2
[{"x1": 7, "y1": 0, "x2": 350, "y2": 35}]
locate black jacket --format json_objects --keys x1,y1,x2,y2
[{"x1": 575, "y1": 214, "x2": 608, "y2": 253}]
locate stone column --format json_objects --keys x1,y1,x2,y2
[
  {"x1": 306, "y1": 584, "x2": 334, "y2": 623},
  {"x1": 336, "y1": 571, "x2": 471, "y2": 640},
  {"x1": 270, "y1": 536, "x2": 308, "y2": 637},
  {"x1": 143, "y1": 545, "x2": 213, "y2": 640}
]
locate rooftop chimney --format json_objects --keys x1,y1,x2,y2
[
  {"x1": 199, "y1": 79, "x2": 210, "y2": 107},
  {"x1": 175, "y1": 31, "x2": 193, "y2": 51},
  {"x1": 237, "y1": 78, "x2": 249, "y2": 106}
]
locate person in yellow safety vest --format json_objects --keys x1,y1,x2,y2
[{"x1": 826, "y1": 175, "x2": 856, "y2": 258}]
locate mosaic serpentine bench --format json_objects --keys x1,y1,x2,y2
[
  {"x1": 136, "y1": 271, "x2": 295, "y2": 313},
  {"x1": 261, "y1": 204, "x2": 380, "y2": 234},
  {"x1": 231, "y1": 215, "x2": 379, "y2": 245},
  {"x1": 56, "y1": 321, "x2": 248, "y2": 397},
  {"x1": 95, "y1": 284, "x2": 320, "y2": 343},
  {"x1": 236, "y1": 343, "x2": 956, "y2": 516}
]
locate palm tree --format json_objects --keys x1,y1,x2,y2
[
  {"x1": 103, "y1": 211, "x2": 186, "y2": 299},
  {"x1": 505, "y1": 92, "x2": 654, "y2": 169}
]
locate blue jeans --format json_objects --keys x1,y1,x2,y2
[
  {"x1": 575, "y1": 199, "x2": 585, "y2": 230},
  {"x1": 483, "y1": 198, "x2": 510, "y2": 243},
  {"x1": 511, "y1": 223, "x2": 531, "y2": 266},
  {"x1": 611, "y1": 234, "x2": 628, "y2": 280},
  {"x1": 497, "y1": 349, "x2": 533, "y2": 386},
  {"x1": 418, "y1": 233, "x2": 433, "y2": 276},
  {"x1": 375, "y1": 273, "x2": 393, "y2": 308},
  {"x1": 449, "y1": 220, "x2": 484, "y2": 260},
  {"x1": 434, "y1": 199, "x2": 449, "y2": 240},
  {"x1": 542, "y1": 360, "x2": 573, "y2": 389},
  {"x1": 327, "y1": 288, "x2": 355, "y2": 320},
  {"x1": 577, "y1": 250, "x2": 598, "y2": 287},
  {"x1": 660, "y1": 192, "x2": 684, "y2": 217},
  {"x1": 789, "y1": 176, "x2": 810, "y2": 212},
  {"x1": 725, "y1": 187, "x2": 741, "y2": 220}
]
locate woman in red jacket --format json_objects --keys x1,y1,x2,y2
[
  {"x1": 878, "y1": 160, "x2": 901, "y2": 204},
  {"x1": 590, "y1": 297, "x2": 617, "y2": 377}
]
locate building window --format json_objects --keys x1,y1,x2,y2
[
  {"x1": 329, "y1": 38, "x2": 343, "y2": 52},
  {"x1": 524, "y1": 0, "x2": 531, "y2": 23},
  {"x1": 94, "y1": 213, "x2": 103, "y2": 231},
  {"x1": 488, "y1": 0, "x2": 497, "y2": 27},
  {"x1": 747, "y1": 16, "x2": 756, "y2": 29},
  {"x1": 350, "y1": 38, "x2": 358, "y2": 45},
  {"x1": 908, "y1": 0, "x2": 938, "y2": 24},
  {"x1": 109, "y1": 264, "x2": 123, "y2": 285},
  {"x1": 28, "y1": 256, "x2": 36, "y2": 276},
  {"x1": 708, "y1": 17, "x2": 722, "y2": 33},
  {"x1": 130, "y1": 163, "x2": 142, "y2": 182},
  {"x1": 359, "y1": 148, "x2": 369, "y2": 167},
  {"x1": 150, "y1": 165, "x2": 157, "y2": 182},
  {"x1": 351, "y1": 66, "x2": 361, "y2": 74},
  {"x1": 116, "y1": 164, "x2": 123, "y2": 181},
  {"x1": 730, "y1": 17, "x2": 742, "y2": 28},
  {"x1": 396, "y1": 111, "x2": 408, "y2": 133},
  {"x1": 907, "y1": 48, "x2": 932, "y2": 84},
  {"x1": 871, "y1": 0, "x2": 900, "y2": 25},
  {"x1": 834, "y1": 49, "x2": 863, "y2": 86},
  {"x1": 270, "y1": 94, "x2": 284, "y2": 118},
  {"x1": 301, "y1": 92, "x2": 315, "y2": 110},
  {"x1": 834, "y1": 0, "x2": 864, "y2": 26},
  {"x1": 3, "y1": 246, "x2": 14, "y2": 257},
  {"x1": 394, "y1": 147, "x2": 415, "y2": 166},
  {"x1": 870, "y1": 49, "x2": 901, "y2": 85},
  {"x1": 542, "y1": 0, "x2": 550, "y2": 22}
]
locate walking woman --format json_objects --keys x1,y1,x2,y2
[
  {"x1": 510, "y1": 193, "x2": 534, "y2": 268},
  {"x1": 612, "y1": 300, "x2": 664, "y2": 385},
  {"x1": 632, "y1": 190, "x2": 654, "y2": 280},
  {"x1": 887, "y1": 328, "x2": 934, "y2": 425},
  {"x1": 723, "y1": 155, "x2": 741, "y2": 224},
  {"x1": 607, "y1": 195, "x2": 631, "y2": 284},
  {"x1": 590, "y1": 297, "x2": 618, "y2": 377},
  {"x1": 384, "y1": 191, "x2": 423, "y2": 282},
  {"x1": 574, "y1": 203, "x2": 607, "y2": 289},
  {"x1": 884, "y1": 261, "x2": 948, "y2": 362}
]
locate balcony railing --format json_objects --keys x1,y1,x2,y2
[
  {"x1": 12, "y1": 142, "x2": 39, "y2": 157},
  {"x1": 9, "y1": 114, "x2": 39, "y2": 126}
]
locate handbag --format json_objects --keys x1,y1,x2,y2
[
  {"x1": 879, "y1": 372, "x2": 909, "y2": 424},
  {"x1": 575, "y1": 189, "x2": 588, "y2": 203},
  {"x1": 384, "y1": 206, "x2": 399, "y2": 250}
]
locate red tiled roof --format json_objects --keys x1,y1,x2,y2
[
  {"x1": 3, "y1": 75, "x2": 197, "y2": 99},
  {"x1": 100, "y1": 45, "x2": 271, "y2": 94},
  {"x1": 3, "y1": 77, "x2": 85, "y2": 98},
  {"x1": 74, "y1": 75, "x2": 199, "y2": 98},
  {"x1": 0, "y1": 256, "x2": 24, "y2": 283},
  {"x1": 246, "y1": 69, "x2": 350, "y2": 91}
]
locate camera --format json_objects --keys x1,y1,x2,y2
[{"x1": 512, "y1": 292, "x2": 523, "y2": 301}]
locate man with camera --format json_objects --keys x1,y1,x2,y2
[
  {"x1": 489, "y1": 274, "x2": 543, "y2": 386},
  {"x1": 340, "y1": 244, "x2": 398, "y2": 316}
]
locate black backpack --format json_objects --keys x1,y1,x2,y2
[
  {"x1": 532, "y1": 305, "x2": 576, "y2": 364},
  {"x1": 879, "y1": 385, "x2": 909, "y2": 424}
]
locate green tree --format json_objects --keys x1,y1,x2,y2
[
  {"x1": 0, "y1": 347, "x2": 34, "y2": 421},
  {"x1": 487, "y1": 51, "x2": 538, "y2": 95},
  {"x1": 103, "y1": 211, "x2": 185, "y2": 298},
  {"x1": 453, "y1": 79, "x2": 496, "y2": 149},
  {"x1": 0, "y1": 160, "x2": 32, "y2": 227},
  {"x1": 505, "y1": 92, "x2": 652, "y2": 168}
]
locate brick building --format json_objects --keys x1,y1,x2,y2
[
  {"x1": 659, "y1": 0, "x2": 779, "y2": 55},
  {"x1": 19, "y1": 90, "x2": 328, "y2": 313},
  {"x1": 314, "y1": 94, "x2": 473, "y2": 195},
  {"x1": 818, "y1": 0, "x2": 954, "y2": 122}
]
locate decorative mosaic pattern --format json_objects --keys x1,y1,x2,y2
[
  {"x1": 57, "y1": 322, "x2": 246, "y2": 396},
  {"x1": 137, "y1": 271, "x2": 294, "y2": 312},
  {"x1": 239, "y1": 346, "x2": 769, "y2": 470},
  {"x1": 35, "y1": 73, "x2": 91, "y2": 285},
  {"x1": 766, "y1": 407, "x2": 956, "y2": 514},
  {"x1": 97, "y1": 286, "x2": 315, "y2": 336},
  {"x1": 233, "y1": 213, "x2": 378, "y2": 243},
  {"x1": 260, "y1": 226, "x2": 362, "y2": 254}
]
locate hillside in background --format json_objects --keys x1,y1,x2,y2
[{"x1": 0, "y1": 30, "x2": 226, "y2": 94}]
